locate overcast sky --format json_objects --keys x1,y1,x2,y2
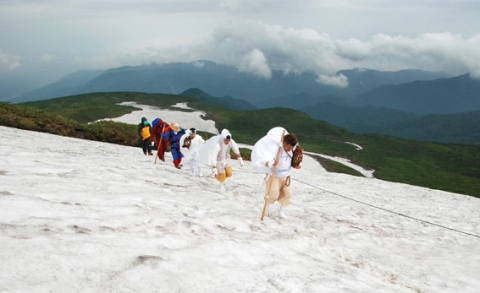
[{"x1": 1, "y1": 0, "x2": 480, "y2": 90}]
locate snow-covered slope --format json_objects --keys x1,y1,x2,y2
[{"x1": 1, "y1": 125, "x2": 480, "y2": 292}]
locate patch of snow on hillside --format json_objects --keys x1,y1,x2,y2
[
  {"x1": 345, "y1": 142, "x2": 363, "y2": 150},
  {"x1": 305, "y1": 151, "x2": 374, "y2": 178},
  {"x1": 99, "y1": 101, "x2": 218, "y2": 134}
]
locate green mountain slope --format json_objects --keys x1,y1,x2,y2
[
  {"x1": 301, "y1": 102, "x2": 480, "y2": 144},
  {"x1": 21, "y1": 92, "x2": 480, "y2": 198},
  {"x1": 180, "y1": 88, "x2": 257, "y2": 110},
  {"x1": 357, "y1": 74, "x2": 480, "y2": 114}
]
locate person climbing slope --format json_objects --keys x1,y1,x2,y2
[
  {"x1": 251, "y1": 127, "x2": 302, "y2": 220},
  {"x1": 137, "y1": 117, "x2": 153, "y2": 155},
  {"x1": 197, "y1": 129, "x2": 244, "y2": 191},
  {"x1": 180, "y1": 128, "x2": 205, "y2": 177},
  {"x1": 151, "y1": 118, "x2": 171, "y2": 162},
  {"x1": 162, "y1": 122, "x2": 186, "y2": 169}
]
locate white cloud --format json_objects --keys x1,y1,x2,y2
[
  {"x1": 238, "y1": 49, "x2": 271, "y2": 78},
  {"x1": 38, "y1": 21, "x2": 480, "y2": 85},
  {"x1": 187, "y1": 22, "x2": 480, "y2": 81},
  {"x1": 317, "y1": 73, "x2": 349, "y2": 87},
  {"x1": 192, "y1": 60, "x2": 206, "y2": 67},
  {"x1": 40, "y1": 54, "x2": 57, "y2": 63},
  {"x1": 0, "y1": 51, "x2": 20, "y2": 70}
]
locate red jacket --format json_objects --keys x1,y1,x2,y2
[{"x1": 151, "y1": 120, "x2": 171, "y2": 142}]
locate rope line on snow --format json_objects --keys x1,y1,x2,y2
[
  {"x1": 233, "y1": 169, "x2": 480, "y2": 239},
  {"x1": 291, "y1": 177, "x2": 480, "y2": 239}
]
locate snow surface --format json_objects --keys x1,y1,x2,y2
[
  {"x1": 345, "y1": 142, "x2": 363, "y2": 151},
  {"x1": 2, "y1": 104, "x2": 480, "y2": 292},
  {"x1": 305, "y1": 151, "x2": 375, "y2": 178}
]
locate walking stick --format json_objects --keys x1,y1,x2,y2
[
  {"x1": 205, "y1": 132, "x2": 209, "y2": 140},
  {"x1": 261, "y1": 130, "x2": 286, "y2": 221},
  {"x1": 154, "y1": 124, "x2": 166, "y2": 164}
]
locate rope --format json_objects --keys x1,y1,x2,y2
[
  {"x1": 292, "y1": 177, "x2": 480, "y2": 239},
  {"x1": 233, "y1": 169, "x2": 480, "y2": 239}
]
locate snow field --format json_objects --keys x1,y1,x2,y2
[{"x1": 1, "y1": 108, "x2": 480, "y2": 292}]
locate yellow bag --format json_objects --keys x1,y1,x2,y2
[{"x1": 141, "y1": 126, "x2": 151, "y2": 139}]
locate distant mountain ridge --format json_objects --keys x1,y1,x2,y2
[
  {"x1": 12, "y1": 60, "x2": 448, "y2": 105},
  {"x1": 354, "y1": 74, "x2": 480, "y2": 114},
  {"x1": 180, "y1": 88, "x2": 257, "y2": 111},
  {"x1": 301, "y1": 102, "x2": 480, "y2": 144}
]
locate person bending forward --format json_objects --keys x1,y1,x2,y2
[
  {"x1": 251, "y1": 127, "x2": 301, "y2": 220},
  {"x1": 197, "y1": 129, "x2": 244, "y2": 191}
]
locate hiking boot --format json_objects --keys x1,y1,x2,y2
[
  {"x1": 175, "y1": 165, "x2": 181, "y2": 169},
  {"x1": 144, "y1": 152, "x2": 147, "y2": 155},
  {"x1": 278, "y1": 206, "x2": 289, "y2": 220},
  {"x1": 160, "y1": 158, "x2": 165, "y2": 162},
  {"x1": 148, "y1": 152, "x2": 153, "y2": 156}
]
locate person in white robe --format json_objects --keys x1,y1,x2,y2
[
  {"x1": 251, "y1": 127, "x2": 301, "y2": 219},
  {"x1": 196, "y1": 129, "x2": 244, "y2": 191},
  {"x1": 180, "y1": 128, "x2": 205, "y2": 177}
]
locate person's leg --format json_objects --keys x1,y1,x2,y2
[
  {"x1": 216, "y1": 172, "x2": 226, "y2": 182},
  {"x1": 141, "y1": 140, "x2": 148, "y2": 154},
  {"x1": 215, "y1": 163, "x2": 226, "y2": 190},
  {"x1": 277, "y1": 179, "x2": 292, "y2": 219},
  {"x1": 158, "y1": 139, "x2": 168, "y2": 161},
  {"x1": 265, "y1": 176, "x2": 282, "y2": 205},
  {"x1": 147, "y1": 138, "x2": 153, "y2": 155},
  {"x1": 277, "y1": 179, "x2": 292, "y2": 206},
  {"x1": 173, "y1": 158, "x2": 182, "y2": 168},
  {"x1": 225, "y1": 165, "x2": 233, "y2": 178},
  {"x1": 172, "y1": 146, "x2": 181, "y2": 168},
  {"x1": 189, "y1": 159, "x2": 196, "y2": 175}
]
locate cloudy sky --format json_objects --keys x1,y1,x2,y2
[{"x1": 1, "y1": 0, "x2": 480, "y2": 93}]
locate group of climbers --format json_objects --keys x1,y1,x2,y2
[{"x1": 137, "y1": 117, "x2": 302, "y2": 220}]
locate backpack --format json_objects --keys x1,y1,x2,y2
[
  {"x1": 291, "y1": 145, "x2": 303, "y2": 168},
  {"x1": 141, "y1": 126, "x2": 151, "y2": 139}
]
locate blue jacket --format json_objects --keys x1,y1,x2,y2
[{"x1": 162, "y1": 128, "x2": 186, "y2": 159}]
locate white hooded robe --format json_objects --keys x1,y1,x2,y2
[
  {"x1": 196, "y1": 129, "x2": 240, "y2": 170},
  {"x1": 251, "y1": 127, "x2": 296, "y2": 177}
]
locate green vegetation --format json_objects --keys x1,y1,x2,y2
[
  {"x1": 24, "y1": 92, "x2": 196, "y2": 124},
  {"x1": 83, "y1": 121, "x2": 140, "y2": 147},
  {"x1": 0, "y1": 101, "x2": 82, "y2": 137},
  {"x1": 8, "y1": 92, "x2": 480, "y2": 198},
  {"x1": 230, "y1": 148, "x2": 252, "y2": 161},
  {"x1": 1, "y1": 101, "x2": 140, "y2": 147}
]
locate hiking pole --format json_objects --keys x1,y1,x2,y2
[
  {"x1": 261, "y1": 130, "x2": 285, "y2": 221},
  {"x1": 154, "y1": 124, "x2": 166, "y2": 164}
]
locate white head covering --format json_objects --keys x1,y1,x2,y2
[
  {"x1": 251, "y1": 127, "x2": 289, "y2": 174},
  {"x1": 221, "y1": 129, "x2": 232, "y2": 139}
]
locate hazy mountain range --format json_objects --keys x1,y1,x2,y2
[
  {"x1": 10, "y1": 60, "x2": 448, "y2": 105},
  {"x1": 6, "y1": 60, "x2": 480, "y2": 144}
]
